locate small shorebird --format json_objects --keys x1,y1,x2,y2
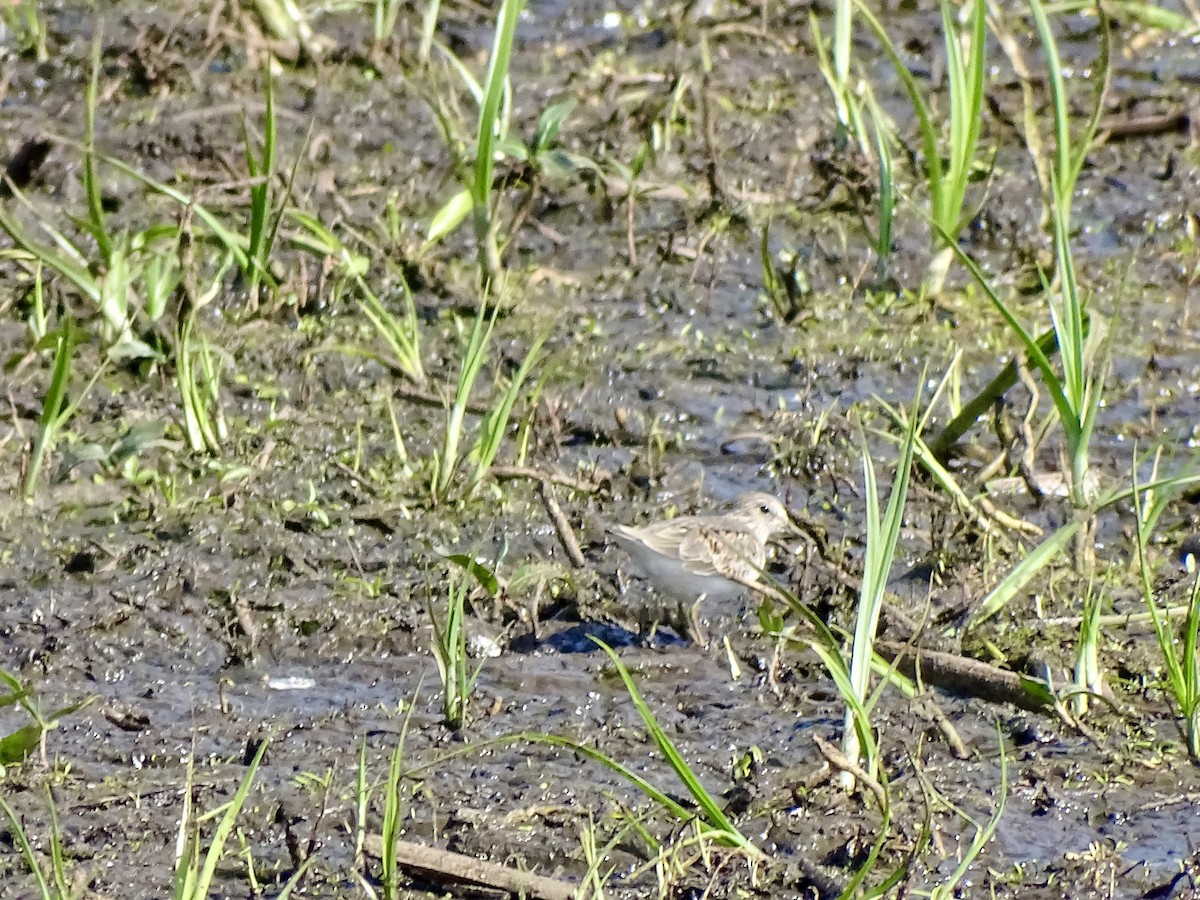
[{"x1": 608, "y1": 492, "x2": 797, "y2": 644}]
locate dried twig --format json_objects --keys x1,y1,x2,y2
[
  {"x1": 490, "y1": 464, "x2": 604, "y2": 494},
  {"x1": 538, "y1": 482, "x2": 586, "y2": 569},
  {"x1": 363, "y1": 835, "x2": 576, "y2": 900},
  {"x1": 812, "y1": 734, "x2": 887, "y2": 809}
]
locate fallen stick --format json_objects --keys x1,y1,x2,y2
[
  {"x1": 363, "y1": 835, "x2": 578, "y2": 900},
  {"x1": 538, "y1": 481, "x2": 587, "y2": 569},
  {"x1": 875, "y1": 641, "x2": 1054, "y2": 713}
]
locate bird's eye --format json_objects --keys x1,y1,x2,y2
[{"x1": 759, "y1": 503, "x2": 772, "y2": 515}]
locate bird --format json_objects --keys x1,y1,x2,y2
[{"x1": 607, "y1": 491, "x2": 797, "y2": 644}]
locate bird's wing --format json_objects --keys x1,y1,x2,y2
[
  {"x1": 680, "y1": 524, "x2": 762, "y2": 582},
  {"x1": 611, "y1": 521, "x2": 689, "y2": 560},
  {"x1": 612, "y1": 516, "x2": 765, "y2": 580}
]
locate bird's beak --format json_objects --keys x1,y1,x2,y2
[{"x1": 766, "y1": 520, "x2": 799, "y2": 547}]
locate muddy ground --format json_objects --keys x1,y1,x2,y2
[{"x1": 1, "y1": 0, "x2": 1200, "y2": 897}]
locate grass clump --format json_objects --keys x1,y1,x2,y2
[
  {"x1": 431, "y1": 295, "x2": 545, "y2": 504},
  {"x1": 1135, "y1": 470, "x2": 1200, "y2": 759},
  {"x1": 173, "y1": 740, "x2": 269, "y2": 900},
  {"x1": 430, "y1": 561, "x2": 489, "y2": 730},
  {"x1": 856, "y1": 0, "x2": 989, "y2": 297}
]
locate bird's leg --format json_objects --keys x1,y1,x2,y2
[
  {"x1": 685, "y1": 594, "x2": 710, "y2": 647},
  {"x1": 661, "y1": 597, "x2": 688, "y2": 643}
]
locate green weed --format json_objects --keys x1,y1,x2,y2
[
  {"x1": 840, "y1": 395, "x2": 917, "y2": 786},
  {"x1": 431, "y1": 296, "x2": 544, "y2": 503},
  {"x1": 173, "y1": 739, "x2": 269, "y2": 900},
  {"x1": 430, "y1": 561, "x2": 489, "y2": 729},
  {"x1": 1135, "y1": 470, "x2": 1200, "y2": 759},
  {"x1": 0, "y1": 786, "x2": 79, "y2": 900},
  {"x1": 856, "y1": 0, "x2": 989, "y2": 296},
  {"x1": 22, "y1": 323, "x2": 109, "y2": 499}
]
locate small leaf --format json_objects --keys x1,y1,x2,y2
[
  {"x1": 425, "y1": 189, "x2": 473, "y2": 245},
  {"x1": 442, "y1": 553, "x2": 501, "y2": 597},
  {"x1": 533, "y1": 99, "x2": 576, "y2": 153},
  {"x1": 0, "y1": 723, "x2": 42, "y2": 766},
  {"x1": 1018, "y1": 675, "x2": 1056, "y2": 708}
]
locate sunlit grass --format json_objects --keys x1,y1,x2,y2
[
  {"x1": 856, "y1": 0, "x2": 988, "y2": 296},
  {"x1": 355, "y1": 272, "x2": 427, "y2": 387},
  {"x1": 242, "y1": 69, "x2": 281, "y2": 308},
  {"x1": 431, "y1": 294, "x2": 545, "y2": 503},
  {"x1": 422, "y1": 0, "x2": 597, "y2": 282},
  {"x1": 0, "y1": 672, "x2": 94, "y2": 894},
  {"x1": 931, "y1": 2, "x2": 1109, "y2": 518},
  {"x1": 1027, "y1": 0, "x2": 1110, "y2": 514},
  {"x1": 1135, "y1": 468, "x2": 1200, "y2": 759},
  {"x1": 0, "y1": 670, "x2": 94, "y2": 773},
  {"x1": 430, "y1": 562, "x2": 487, "y2": 730},
  {"x1": 177, "y1": 304, "x2": 229, "y2": 455},
  {"x1": 379, "y1": 700, "x2": 417, "y2": 898},
  {"x1": 809, "y1": 0, "x2": 864, "y2": 147},
  {"x1": 521, "y1": 638, "x2": 760, "y2": 855},
  {"x1": 839, "y1": 394, "x2": 917, "y2": 786},
  {"x1": 173, "y1": 740, "x2": 269, "y2": 900},
  {"x1": 416, "y1": 0, "x2": 524, "y2": 285}
]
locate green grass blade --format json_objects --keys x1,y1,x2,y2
[
  {"x1": 45, "y1": 786, "x2": 70, "y2": 897},
  {"x1": 469, "y1": 333, "x2": 545, "y2": 492},
  {"x1": 854, "y1": 0, "x2": 943, "y2": 230},
  {"x1": 941, "y1": 0, "x2": 986, "y2": 234},
  {"x1": 471, "y1": 0, "x2": 524, "y2": 278},
  {"x1": 522, "y1": 732, "x2": 695, "y2": 823},
  {"x1": 192, "y1": 739, "x2": 269, "y2": 898},
  {"x1": 590, "y1": 638, "x2": 756, "y2": 851},
  {"x1": 929, "y1": 729, "x2": 1007, "y2": 898},
  {"x1": 83, "y1": 32, "x2": 112, "y2": 262},
  {"x1": 435, "y1": 300, "x2": 497, "y2": 500},
  {"x1": 244, "y1": 69, "x2": 276, "y2": 295},
  {"x1": 24, "y1": 324, "x2": 77, "y2": 498},
  {"x1": 0, "y1": 794, "x2": 52, "y2": 898},
  {"x1": 843, "y1": 393, "x2": 917, "y2": 782},
  {"x1": 0, "y1": 199, "x2": 101, "y2": 305},
  {"x1": 970, "y1": 521, "x2": 1080, "y2": 626},
  {"x1": 930, "y1": 229, "x2": 1078, "y2": 445},
  {"x1": 95, "y1": 151, "x2": 251, "y2": 273}
]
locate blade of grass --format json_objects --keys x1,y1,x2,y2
[
  {"x1": 471, "y1": 0, "x2": 523, "y2": 283},
  {"x1": 842, "y1": 394, "x2": 918, "y2": 785},
  {"x1": 468, "y1": 333, "x2": 545, "y2": 494},
  {"x1": 968, "y1": 521, "x2": 1080, "y2": 626},
  {"x1": 187, "y1": 740, "x2": 269, "y2": 900},
  {"x1": 433, "y1": 299, "x2": 496, "y2": 502},
  {"x1": 0, "y1": 794, "x2": 53, "y2": 898},
  {"x1": 590, "y1": 637, "x2": 759, "y2": 853},
  {"x1": 83, "y1": 32, "x2": 112, "y2": 262}
]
